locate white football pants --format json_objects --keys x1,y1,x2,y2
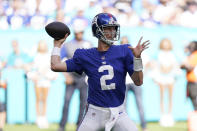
[{"x1": 77, "y1": 104, "x2": 138, "y2": 131}]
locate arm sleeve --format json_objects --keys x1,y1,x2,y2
[
  {"x1": 124, "y1": 44, "x2": 134, "y2": 76},
  {"x1": 65, "y1": 49, "x2": 83, "y2": 75}
]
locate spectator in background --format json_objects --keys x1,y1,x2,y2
[
  {"x1": 25, "y1": 0, "x2": 64, "y2": 26},
  {"x1": 6, "y1": 0, "x2": 27, "y2": 29},
  {"x1": 113, "y1": 0, "x2": 133, "y2": 12},
  {"x1": 29, "y1": 9, "x2": 48, "y2": 29},
  {"x1": 181, "y1": 41, "x2": 197, "y2": 111},
  {"x1": 0, "y1": 0, "x2": 9, "y2": 30},
  {"x1": 140, "y1": 4, "x2": 160, "y2": 28},
  {"x1": 27, "y1": 40, "x2": 58, "y2": 129},
  {"x1": 0, "y1": 15, "x2": 9, "y2": 30},
  {"x1": 117, "y1": 8, "x2": 140, "y2": 27},
  {"x1": 57, "y1": 24, "x2": 92, "y2": 131},
  {"x1": 0, "y1": 82, "x2": 6, "y2": 131},
  {"x1": 152, "y1": 38, "x2": 180, "y2": 127},
  {"x1": 63, "y1": 0, "x2": 90, "y2": 14},
  {"x1": 84, "y1": 0, "x2": 102, "y2": 20},
  {"x1": 0, "y1": 58, "x2": 6, "y2": 131},
  {"x1": 54, "y1": 0, "x2": 65, "y2": 11},
  {"x1": 25, "y1": 0, "x2": 55, "y2": 25},
  {"x1": 152, "y1": 0, "x2": 178, "y2": 25},
  {"x1": 7, "y1": 40, "x2": 30, "y2": 69},
  {"x1": 114, "y1": 0, "x2": 135, "y2": 27},
  {"x1": 55, "y1": 9, "x2": 71, "y2": 25},
  {"x1": 25, "y1": 0, "x2": 57, "y2": 17},
  {"x1": 70, "y1": 8, "x2": 89, "y2": 29},
  {"x1": 2, "y1": 0, "x2": 197, "y2": 28},
  {"x1": 178, "y1": 1, "x2": 197, "y2": 28},
  {"x1": 141, "y1": 0, "x2": 185, "y2": 26},
  {"x1": 120, "y1": 36, "x2": 147, "y2": 131},
  {"x1": 102, "y1": 5, "x2": 119, "y2": 16}
]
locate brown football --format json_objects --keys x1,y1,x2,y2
[{"x1": 45, "y1": 21, "x2": 70, "y2": 40}]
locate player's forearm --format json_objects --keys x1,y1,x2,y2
[
  {"x1": 131, "y1": 71, "x2": 143, "y2": 86},
  {"x1": 51, "y1": 41, "x2": 67, "y2": 72},
  {"x1": 51, "y1": 55, "x2": 67, "y2": 72}
]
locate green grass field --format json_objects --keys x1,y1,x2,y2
[{"x1": 3, "y1": 121, "x2": 187, "y2": 131}]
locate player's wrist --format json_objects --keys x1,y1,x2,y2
[
  {"x1": 54, "y1": 41, "x2": 62, "y2": 48},
  {"x1": 133, "y1": 57, "x2": 143, "y2": 71},
  {"x1": 51, "y1": 47, "x2": 60, "y2": 56}
]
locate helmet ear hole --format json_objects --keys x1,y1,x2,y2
[{"x1": 96, "y1": 29, "x2": 99, "y2": 36}]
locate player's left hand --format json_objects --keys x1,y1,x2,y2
[{"x1": 128, "y1": 37, "x2": 150, "y2": 58}]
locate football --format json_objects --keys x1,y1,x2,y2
[{"x1": 45, "y1": 21, "x2": 70, "y2": 40}]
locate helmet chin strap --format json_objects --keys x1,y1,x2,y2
[
  {"x1": 100, "y1": 38, "x2": 113, "y2": 46},
  {"x1": 105, "y1": 41, "x2": 113, "y2": 46},
  {"x1": 100, "y1": 33, "x2": 115, "y2": 46}
]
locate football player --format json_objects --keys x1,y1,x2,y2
[{"x1": 51, "y1": 13, "x2": 150, "y2": 131}]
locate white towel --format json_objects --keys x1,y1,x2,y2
[{"x1": 105, "y1": 104, "x2": 124, "y2": 131}]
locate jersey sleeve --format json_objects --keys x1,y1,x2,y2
[
  {"x1": 124, "y1": 44, "x2": 134, "y2": 76},
  {"x1": 65, "y1": 49, "x2": 83, "y2": 75}
]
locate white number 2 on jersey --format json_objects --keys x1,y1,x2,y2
[{"x1": 98, "y1": 65, "x2": 116, "y2": 90}]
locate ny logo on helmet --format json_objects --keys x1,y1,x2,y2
[{"x1": 109, "y1": 17, "x2": 117, "y2": 24}]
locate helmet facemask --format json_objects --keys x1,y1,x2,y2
[{"x1": 97, "y1": 24, "x2": 120, "y2": 45}]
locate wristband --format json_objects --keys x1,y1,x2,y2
[
  {"x1": 51, "y1": 47, "x2": 60, "y2": 56},
  {"x1": 133, "y1": 57, "x2": 143, "y2": 71}
]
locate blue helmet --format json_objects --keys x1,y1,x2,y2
[{"x1": 92, "y1": 13, "x2": 120, "y2": 45}]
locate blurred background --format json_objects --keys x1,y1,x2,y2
[{"x1": 0, "y1": 0, "x2": 197, "y2": 131}]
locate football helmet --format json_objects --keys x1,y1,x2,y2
[{"x1": 92, "y1": 13, "x2": 120, "y2": 45}]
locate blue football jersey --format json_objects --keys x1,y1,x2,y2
[{"x1": 66, "y1": 44, "x2": 134, "y2": 107}]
